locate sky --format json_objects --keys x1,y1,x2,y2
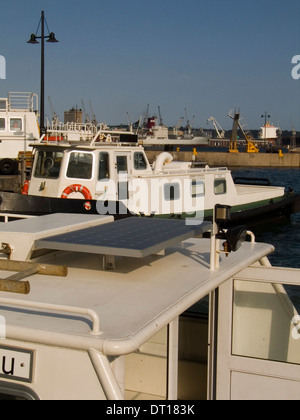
[{"x1": 0, "y1": 0, "x2": 299, "y2": 131}]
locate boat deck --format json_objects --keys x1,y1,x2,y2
[
  {"x1": 0, "y1": 215, "x2": 274, "y2": 356},
  {"x1": 235, "y1": 184, "x2": 284, "y2": 196}
]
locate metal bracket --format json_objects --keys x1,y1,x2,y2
[{"x1": 102, "y1": 255, "x2": 115, "y2": 271}]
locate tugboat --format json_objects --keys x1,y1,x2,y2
[{"x1": 0, "y1": 125, "x2": 298, "y2": 226}]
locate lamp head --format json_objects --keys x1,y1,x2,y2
[
  {"x1": 27, "y1": 34, "x2": 39, "y2": 44},
  {"x1": 47, "y1": 32, "x2": 59, "y2": 43}
]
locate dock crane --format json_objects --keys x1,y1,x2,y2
[
  {"x1": 158, "y1": 106, "x2": 163, "y2": 126},
  {"x1": 228, "y1": 112, "x2": 240, "y2": 153},
  {"x1": 48, "y1": 96, "x2": 59, "y2": 124},
  {"x1": 207, "y1": 116, "x2": 225, "y2": 138},
  {"x1": 89, "y1": 100, "x2": 98, "y2": 125},
  {"x1": 81, "y1": 99, "x2": 90, "y2": 124},
  {"x1": 185, "y1": 108, "x2": 195, "y2": 134},
  {"x1": 228, "y1": 112, "x2": 259, "y2": 153}
]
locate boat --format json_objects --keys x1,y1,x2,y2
[
  {"x1": 0, "y1": 212, "x2": 299, "y2": 400},
  {"x1": 0, "y1": 92, "x2": 40, "y2": 175},
  {"x1": 138, "y1": 116, "x2": 211, "y2": 147},
  {"x1": 0, "y1": 91, "x2": 106, "y2": 175},
  {"x1": 0, "y1": 129, "x2": 298, "y2": 226},
  {"x1": 259, "y1": 122, "x2": 280, "y2": 145}
]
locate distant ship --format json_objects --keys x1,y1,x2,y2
[
  {"x1": 138, "y1": 116, "x2": 211, "y2": 147},
  {"x1": 259, "y1": 122, "x2": 280, "y2": 145}
]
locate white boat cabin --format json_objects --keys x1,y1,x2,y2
[
  {"x1": 27, "y1": 135, "x2": 285, "y2": 219},
  {"x1": 0, "y1": 92, "x2": 40, "y2": 174},
  {"x1": 0, "y1": 214, "x2": 299, "y2": 400}
]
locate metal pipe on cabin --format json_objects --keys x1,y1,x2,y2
[{"x1": 88, "y1": 348, "x2": 124, "y2": 400}]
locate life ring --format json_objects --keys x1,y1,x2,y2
[
  {"x1": 21, "y1": 180, "x2": 30, "y2": 195},
  {"x1": 61, "y1": 184, "x2": 92, "y2": 200}
]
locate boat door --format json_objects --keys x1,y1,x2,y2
[
  {"x1": 114, "y1": 152, "x2": 131, "y2": 201},
  {"x1": 215, "y1": 267, "x2": 300, "y2": 400}
]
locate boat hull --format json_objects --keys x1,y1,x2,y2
[
  {"x1": 0, "y1": 192, "x2": 130, "y2": 219},
  {"x1": 0, "y1": 191, "x2": 298, "y2": 227}
]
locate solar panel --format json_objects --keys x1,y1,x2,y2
[{"x1": 35, "y1": 217, "x2": 211, "y2": 258}]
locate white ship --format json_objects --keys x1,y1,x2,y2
[
  {"x1": 259, "y1": 122, "x2": 279, "y2": 144},
  {"x1": 139, "y1": 116, "x2": 211, "y2": 147}
]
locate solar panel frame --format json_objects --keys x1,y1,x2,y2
[{"x1": 35, "y1": 218, "x2": 211, "y2": 258}]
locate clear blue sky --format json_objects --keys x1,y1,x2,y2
[{"x1": 0, "y1": 0, "x2": 299, "y2": 130}]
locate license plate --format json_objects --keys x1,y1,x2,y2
[{"x1": 0, "y1": 345, "x2": 34, "y2": 383}]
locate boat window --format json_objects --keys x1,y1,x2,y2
[
  {"x1": 67, "y1": 152, "x2": 93, "y2": 179},
  {"x1": 116, "y1": 156, "x2": 128, "y2": 173},
  {"x1": 232, "y1": 280, "x2": 300, "y2": 365},
  {"x1": 191, "y1": 179, "x2": 205, "y2": 197},
  {"x1": 0, "y1": 118, "x2": 5, "y2": 131},
  {"x1": 134, "y1": 152, "x2": 147, "y2": 170},
  {"x1": 98, "y1": 152, "x2": 109, "y2": 180},
  {"x1": 0, "y1": 381, "x2": 39, "y2": 400},
  {"x1": 214, "y1": 179, "x2": 226, "y2": 195},
  {"x1": 0, "y1": 100, "x2": 7, "y2": 110},
  {"x1": 164, "y1": 183, "x2": 180, "y2": 201},
  {"x1": 10, "y1": 118, "x2": 22, "y2": 132},
  {"x1": 34, "y1": 150, "x2": 63, "y2": 179}
]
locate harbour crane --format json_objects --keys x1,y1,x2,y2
[
  {"x1": 89, "y1": 100, "x2": 98, "y2": 125},
  {"x1": 207, "y1": 116, "x2": 225, "y2": 138},
  {"x1": 228, "y1": 112, "x2": 259, "y2": 153},
  {"x1": 48, "y1": 96, "x2": 59, "y2": 124},
  {"x1": 158, "y1": 106, "x2": 163, "y2": 126},
  {"x1": 81, "y1": 99, "x2": 90, "y2": 124},
  {"x1": 184, "y1": 108, "x2": 195, "y2": 134}
]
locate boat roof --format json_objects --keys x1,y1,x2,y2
[
  {"x1": 0, "y1": 214, "x2": 274, "y2": 356},
  {"x1": 30, "y1": 141, "x2": 143, "y2": 151}
]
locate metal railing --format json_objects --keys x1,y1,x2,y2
[{"x1": 7, "y1": 92, "x2": 38, "y2": 113}]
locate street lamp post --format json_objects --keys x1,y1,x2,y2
[{"x1": 27, "y1": 10, "x2": 58, "y2": 136}]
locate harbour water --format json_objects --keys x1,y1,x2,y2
[{"x1": 231, "y1": 167, "x2": 300, "y2": 311}]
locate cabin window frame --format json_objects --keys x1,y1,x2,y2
[
  {"x1": 0, "y1": 100, "x2": 7, "y2": 111},
  {"x1": 214, "y1": 178, "x2": 227, "y2": 195},
  {"x1": 9, "y1": 117, "x2": 23, "y2": 132},
  {"x1": 133, "y1": 152, "x2": 147, "y2": 170},
  {"x1": 98, "y1": 152, "x2": 110, "y2": 180},
  {"x1": 66, "y1": 151, "x2": 94, "y2": 180},
  {"x1": 0, "y1": 380, "x2": 39, "y2": 400},
  {"x1": 33, "y1": 149, "x2": 64, "y2": 179},
  {"x1": 191, "y1": 178, "x2": 205, "y2": 198},
  {"x1": 0, "y1": 117, "x2": 6, "y2": 131},
  {"x1": 164, "y1": 182, "x2": 181, "y2": 201},
  {"x1": 116, "y1": 155, "x2": 128, "y2": 174}
]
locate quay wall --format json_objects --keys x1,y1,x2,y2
[{"x1": 145, "y1": 150, "x2": 300, "y2": 168}]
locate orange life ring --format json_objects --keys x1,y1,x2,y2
[
  {"x1": 61, "y1": 184, "x2": 92, "y2": 200},
  {"x1": 21, "y1": 180, "x2": 30, "y2": 195}
]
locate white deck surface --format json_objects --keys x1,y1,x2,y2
[{"x1": 0, "y1": 219, "x2": 274, "y2": 355}]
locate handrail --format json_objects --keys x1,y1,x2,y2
[{"x1": 0, "y1": 297, "x2": 101, "y2": 335}]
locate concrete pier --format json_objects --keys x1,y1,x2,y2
[{"x1": 145, "y1": 150, "x2": 300, "y2": 168}]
